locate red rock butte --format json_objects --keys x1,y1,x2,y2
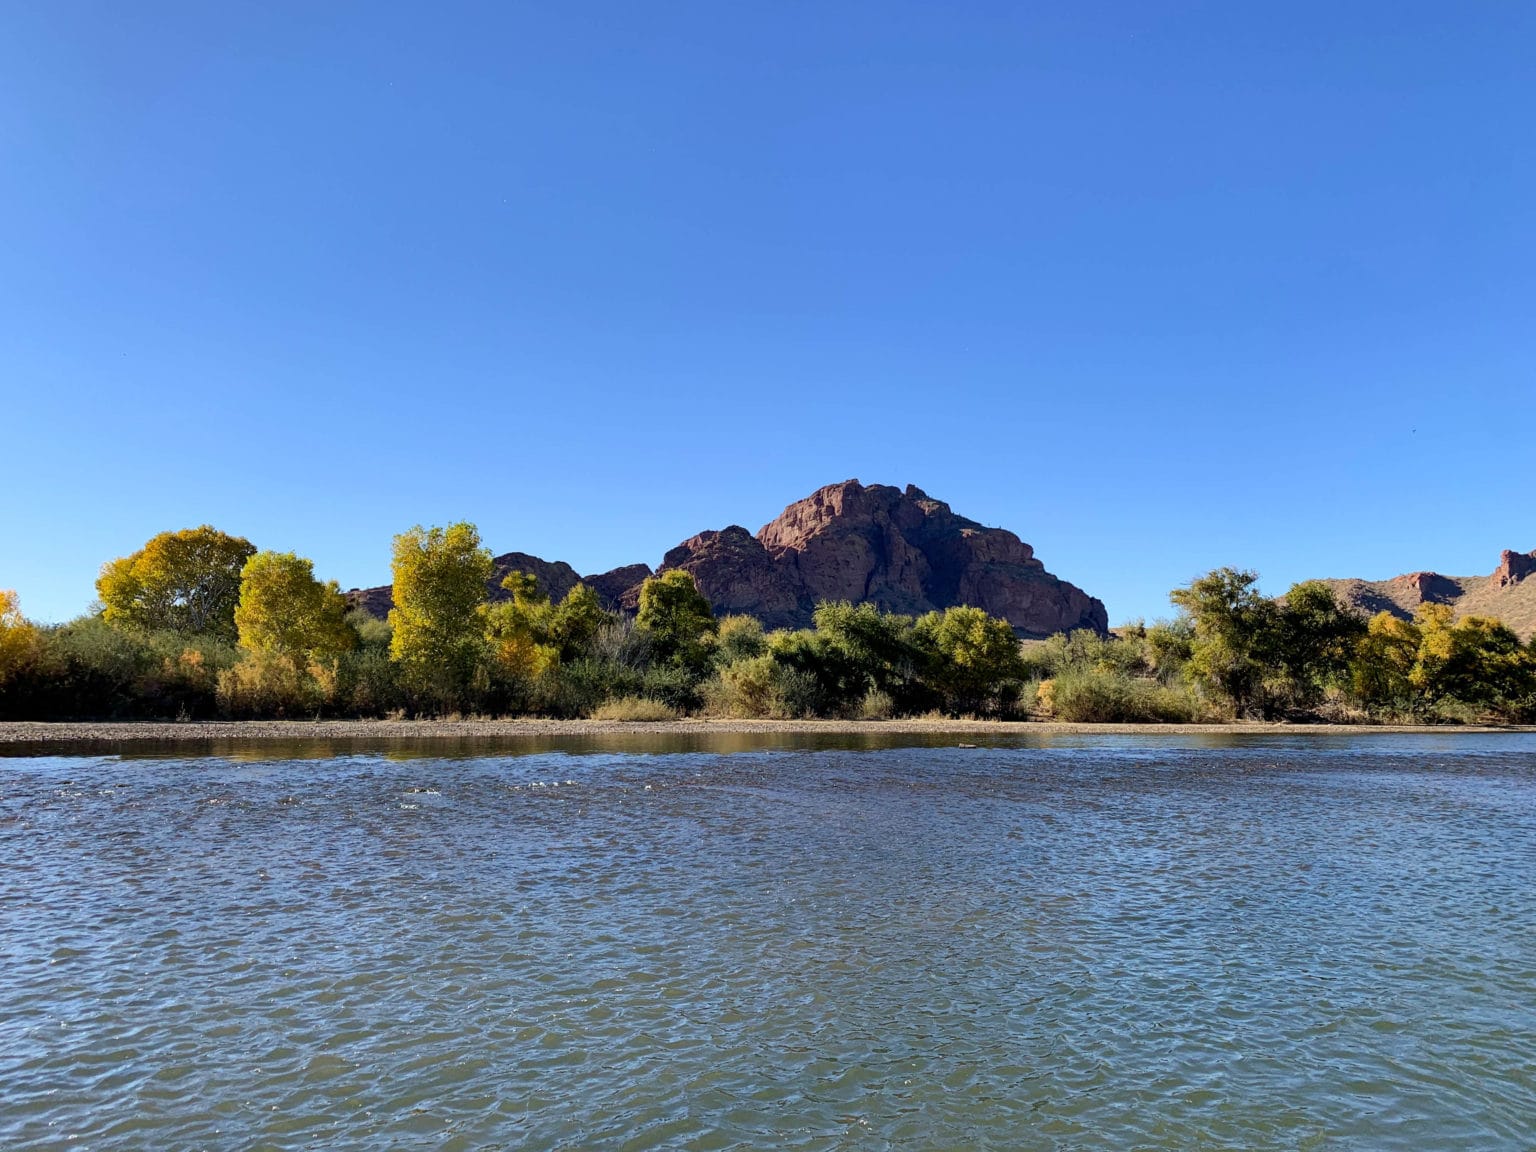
[{"x1": 348, "y1": 479, "x2": 1108, "y2": 638}]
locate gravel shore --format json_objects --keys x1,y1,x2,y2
[{"x1": 1, "y1": 717, "x2": 1526, "y2": 746}]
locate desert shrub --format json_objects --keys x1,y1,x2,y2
[
  {"x1": 590, "y1": 696, "x2": 678, "y2": 722},
  {"x1": 707, "y1": 654, "x2": 778, "y2": 717},
  {"x1": 11, "y1": 618, "x2": 236, "y2": 719},
  {"x1": 217, "y1": 656, "x2": 321, "y2": 718},
  {"x1": 332, "y1": 643, "x2": 404, "y2": 717},
  {"x1": 1022, "y1": 627, "x2": 1154, "y2": 681},
  {"x1": 1045, "y1": 670, "x2": 1200, "y2": 723},
  {"x1": 771, "y1": 666, "x2": 824, "y2": 719},
  {"x1": 587, "y1": 615, "x2": 655, "y2": 669},
  {"x1": 858, "y1": 689, "x2": 894, "y2": 720},
  {"x1": 531, "y1": 658, "x2": 643, "y2": 719}
]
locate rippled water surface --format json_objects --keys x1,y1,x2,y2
[{"x1": 4, "y1": 734, "x2": 1536, "y2": 1150}]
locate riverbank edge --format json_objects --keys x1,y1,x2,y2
[{"x1": 2, "y1": 718, "x2": 1531, "y2": 744}]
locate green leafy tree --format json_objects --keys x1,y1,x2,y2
[
  {"x1": 636, "y1": 570, "x2": 717, "y2": 673},
  {"x1": 812, "y1": 601, "x2": 918, "y2": 696},
  {"x1": 768, "y1": 627, "x2": 868, "y2": 717},
  {"x1": 1412, "y1": 607, "x2": 1535, "y2": 715},
  {"x1": 912, "y1": 605, "x2": 1025, "y2": 715},
  {"x1": 550, "y1": 583, "x2": 607, "y2": 661},
  {"x1": 1444, "y1": 616, "x2": 1536, "y2": 715},
  {"x1": 1350, "y1": 611, "x2": 1421, "y2": 713},
  {"x1": 1168, "y1": 567, "x2": 1279, "y2": 716},
  {"x1": 97, "y1": 526, "x2": 256, "y2": 641},
  {"x1": 388, "y1": 523, "x2": 494, "y2": 708},
  {"x1": 1272, "y1": 581, "x2": 1366, "y2": 708}
]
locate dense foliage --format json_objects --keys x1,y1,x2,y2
[
  {"x1": 3, "y1": 526, "x2": 1534, "y2": 723},
  {"x1": 96, "y1": 526, "x2": 256, "y2": 642}
]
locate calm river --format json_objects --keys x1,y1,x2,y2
[{"x1": 3, "y1": 733, "x2": 1535, "y2": 1149}]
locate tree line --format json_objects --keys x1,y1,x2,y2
[{"x1": 1, "y1": 526, "x2": 1533, "y2": 723}]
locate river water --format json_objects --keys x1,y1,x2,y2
[{"x1": 3, "y1": 733, "x2": 1534, "y2": 1150}]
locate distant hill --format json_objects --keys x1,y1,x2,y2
[
  {"x1": 1319, "y1": 549, "x2": 1536, "y2": 640},
  {"x1": 346, "y1": 479, "x2": 1107, "y2": 638}
]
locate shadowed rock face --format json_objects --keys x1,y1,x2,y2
[
  {"x1": 738, "y1": 480, "x2": 1105, "y2": 636},
  {"x1": 346, "y1": 480, "x2": 1108, "y2": 637},
  {"x1": 624, "y1": 481, "x2": 1106, "y2": 636},
  {"x1": 624, "y1": 526, "x2": 810, "y2": 630},
  {"x1": 583, "y1": 563, "x2": 653, "y2": 609}
]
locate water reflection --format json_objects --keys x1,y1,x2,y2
[{"x1": 3, "y1": 727, "x2": 1531, "y2": 762}]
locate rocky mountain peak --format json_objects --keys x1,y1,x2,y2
[
  {"x1": 1492, "y1": 549, "x2": 1536, "y2": 589},
  {"x1": 347, "y1": 480, "x2": 1107, "y2": 638}
]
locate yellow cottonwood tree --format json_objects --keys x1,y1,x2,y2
[
  {"x1": 484, "y1": 571, "x2": 559, "y2": 681},
  {"x1": 388, "y1": 523, "x2": 493, "y2": 707},
  {"x1": 0, "y1": 589, "x2": 40, "y2": 686},
  {"x1": 234, "y1": 551, "x2": 354, "y2": 664},
  {"x1": 97, "y1": 526, "x2": 256, "y2": 641}
]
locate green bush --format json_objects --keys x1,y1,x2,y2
[
  {"x1": 1047, "y1": 670, "x2": 1200, "y2": 723},
  {"x1": 715, "y1": 615, "x2": 768, "y2": 664},
  {"x1": 702, "y1": 654, "x2": 778, "y2": 718}
]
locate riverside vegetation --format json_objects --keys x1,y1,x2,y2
[{"x1": 2, "y1": 524, "x2": 1534, "y2": 725}]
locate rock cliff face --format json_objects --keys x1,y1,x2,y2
[
  {"x1": 1320, "y1": 548, "x2": 1536, "y2": 640},
  {"x1": 660, "y1": 481, "x2": 1106, "y2": 636},
  {"x1": 347, "y1": 479, "x2": 1108, "y2": 637},
  {"x1": 628, "y1": 526, "x2": 810, "y2": 629},
  {"x1": 583, "y1": 563, "x2": 653, "y2": 609}
]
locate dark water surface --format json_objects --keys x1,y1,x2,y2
[{"x1": 3, "y1": 734, "x2": 1535, "y2": 1150}]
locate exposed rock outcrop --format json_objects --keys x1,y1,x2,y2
[
  {"x1": 1320, "y1": 548, "x2": 1536, "y2": 640},
  {"x1": 635, "y1": 526, "x2": 810, "y2": 629},
  {"x1": 1492, "y1": 549, "x2": 1536, "y2": 590},
  {"x1": 346, "y1": 479, "x2": 1108, "y2": 637},
  {"x1": 660, "y1": 481, "x2": 1106, "y2": 636},
  {"x1": 584, "y1": 563, "x2": 653, "y2": 610}
]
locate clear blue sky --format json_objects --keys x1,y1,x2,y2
[{"x1": 3, "y1": 2, "x2": 1532, "y2": 625}]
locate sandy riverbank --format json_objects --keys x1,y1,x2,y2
[{"x1": 1, "y1": 717, "x2": 1529, "y2": 745}]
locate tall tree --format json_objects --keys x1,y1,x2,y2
[
  {"x1": 636, "y1": 570, "x2": 717, "y2": 673},
  {"x1": 484, "y1": 571, "x2": 559, "y2": 681},
  {"x1": 912, "y1": 605, "x2": 1025, "y2": 715},
  {"x1": 387, "y1": 523, "x2": 494, "y2": 708},
  {"x1": 234, "y1": 551, "x2": 354, "y2": 665},
  {"x1": 1273, "y1": 581, "x2": 1366, "y2": 707},
  {"x1": 1351, "y1": 611, "x2": 1420, "y2": 712},
  {"x1": 97, "y1": 526, "x2": 256, "y2": 641},
  {"x1": 0, "y1": 589, "x2": 40, "y2": 687},
  {"x1": 1168, "y1": 567, "x2": 1278, "y2": 716}
]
